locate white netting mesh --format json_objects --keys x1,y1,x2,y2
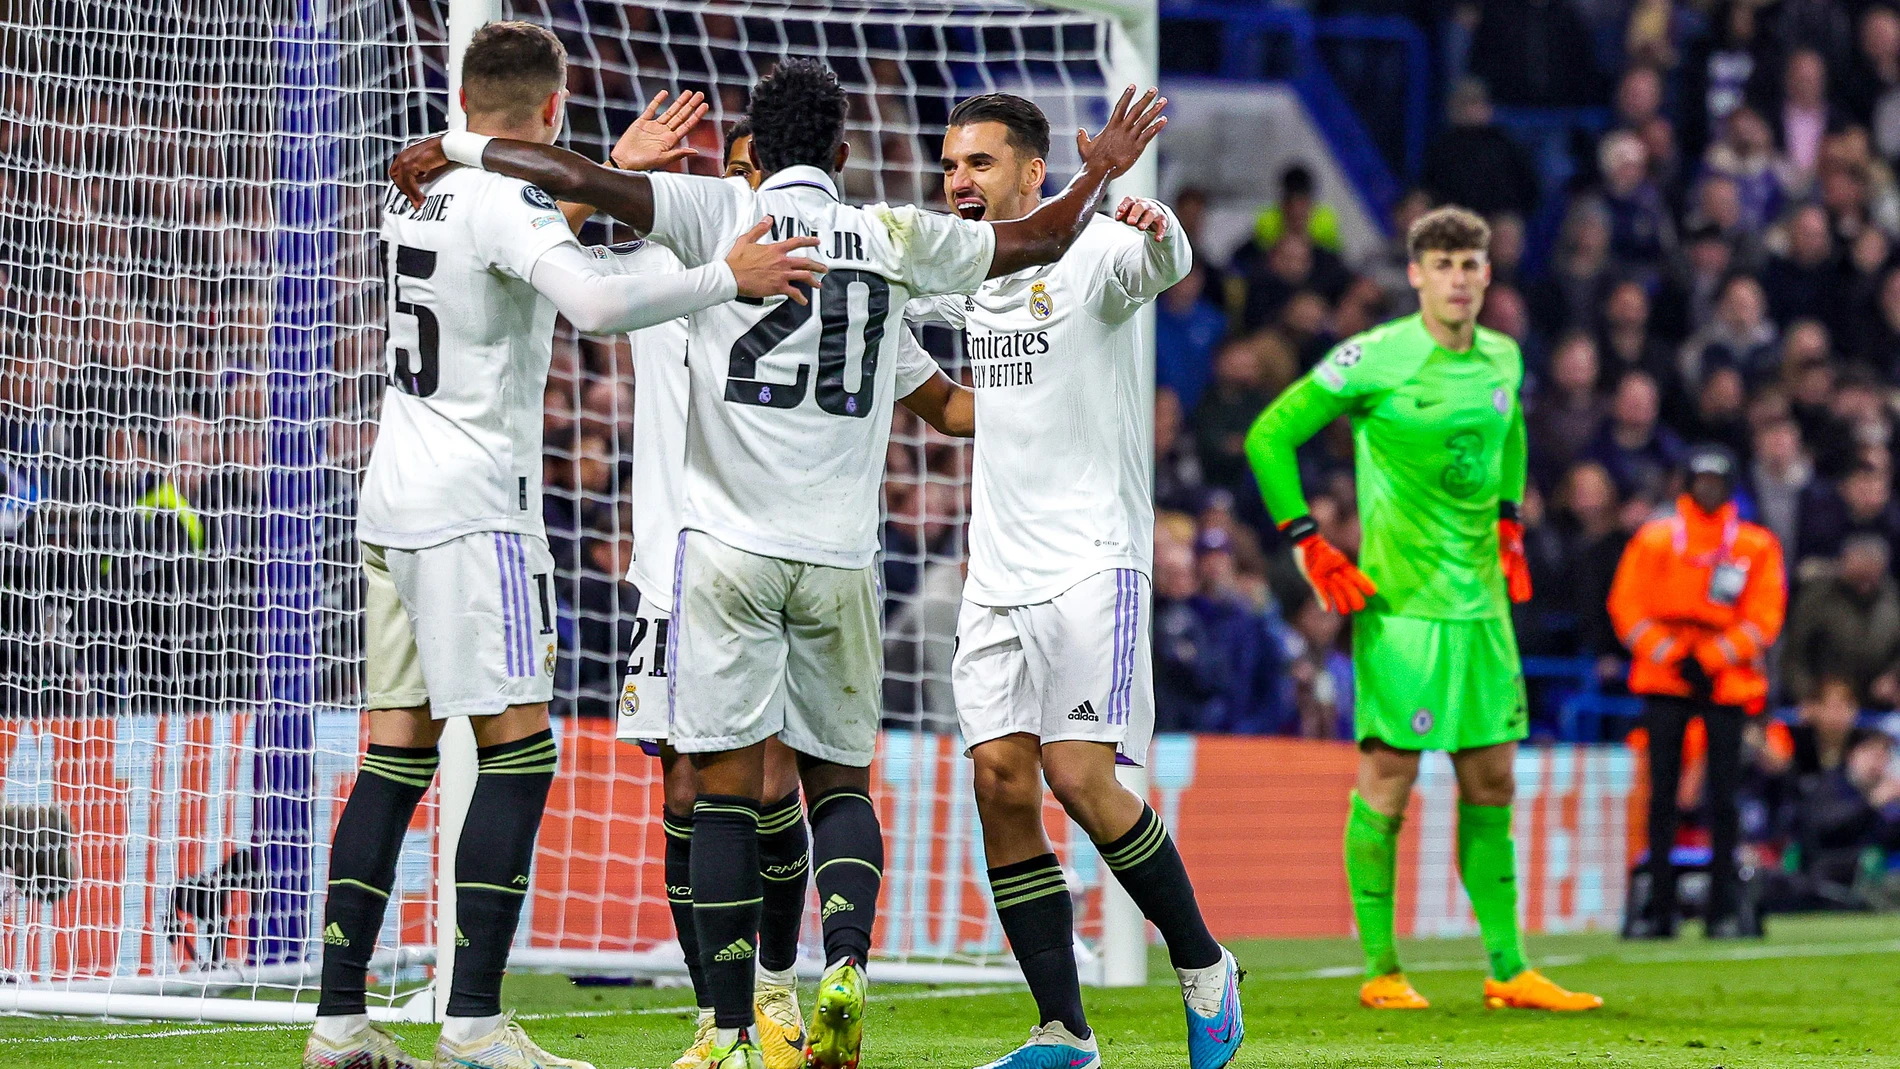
[
  {"x1": 0, "y1": 0, "x2": 430, "y2": 1008},
  {"x1": 0, "y1": 0, "x2": 1132, "y2": 1017}
]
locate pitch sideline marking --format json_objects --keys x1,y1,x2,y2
[{"x1": 0, "y1": 985, "x2": 1019, "y2": 1046}]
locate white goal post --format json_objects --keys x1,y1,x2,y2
[{"x1": 0, "y1": 0, "x2": 1159, "y2": 1024}]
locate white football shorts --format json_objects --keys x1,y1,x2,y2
[
  {"x1": 951, "y1": 568, "x2": 1155, "y2": 766},
  {"x1": 362, "y1": 531, "x2": 558, "y2": 719},
  {"x1": 668, "y1": 530, "x2": 882, "y2": 767}
]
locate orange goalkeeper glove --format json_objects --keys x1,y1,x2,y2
[
  {"x1": 1280, "y1": 516, "x2": 1377, "y2": 614},
  {"x1": 1499, "y1": 501, "x2": 1532, "y2": 604}
]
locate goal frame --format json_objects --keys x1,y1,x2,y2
[{"x1": 0, "y1": 0, "x2": 1159, "y2": 1025}]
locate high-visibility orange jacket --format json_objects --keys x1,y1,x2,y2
[{"x1": 1607, "y1": 496, "x2": 1787, "y2": 712}]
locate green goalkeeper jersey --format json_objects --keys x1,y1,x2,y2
[{"x1": 1245, "y1": 313, "x2": 1527, "y2": 620}]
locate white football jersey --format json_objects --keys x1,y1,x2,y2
[
  {"x1": 908, "y1": 211, "x2": 1190, "y2": 605},
  {"x1": 361, "y1": 169, "x2": 579, "y2": 549},
  {"x1": 590, "y1": 239, "x2": 692, "y2": 608},
  {"x1": 645, "y1": 166, "x2": 993, "y2": 568}
]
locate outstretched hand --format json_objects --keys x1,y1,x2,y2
[
  {"x1": 390, "y1": 134, "x2": 451, "y2": 208},
  {"x1": 1076, "y1": 86, "x2": 1167, "y2": 181},
  {"x1": 725, "y1": 217, "x2": 828, "y2": 304},
  {"x1": 611, "y1": 89, "x2": 710, "y2": 172}
]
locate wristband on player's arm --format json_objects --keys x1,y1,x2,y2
[{"x1": 442, "y1": 131, "x2": 492, "y2": 170}]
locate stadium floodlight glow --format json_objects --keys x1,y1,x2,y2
[{"x1": 0, "y1": 0, "x2": 1155, "y2": 1024}]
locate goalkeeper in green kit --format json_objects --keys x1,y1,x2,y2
[{"x1": 1244, "y1": 207, "x2": 1601, "y2": 1013}]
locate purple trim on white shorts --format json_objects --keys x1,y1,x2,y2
[
  {"x1": 1108, "y1": 569, "x2": 1139, "y2": 725},
  {"x1": 494, "y1": 533, "x2": 519, "y2": 678},
  {"x1": 667, "y1": 530, "x2": 687, "y2": 728}
]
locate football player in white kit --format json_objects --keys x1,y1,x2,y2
[
  {"x1": 588, "y1": 115, "x2": 975, "y2": 1069},
  {"x1": 906, "y1": 95, "x2": 1243, "y2": 1069},
  {"x1": 305, "y1": 24, "x2": 823, "y2": 1069},
  {"x1": 390, "y1": 59, "x2": 1166, "y2": 1069}
]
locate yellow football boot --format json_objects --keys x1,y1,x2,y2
[
  {"x1": 755, "y1": 982, "x2": 807, "y2": 1069},
  {"x1": 673, "y1": 1009, "x2": 718, "y2": 1069},
  {"x1": 1358, "y1": 972, "x2": 1430, "y2": 1010},
  {"x1": 1483, "y1": 969, "x2": 1603, "y2": 1011}
]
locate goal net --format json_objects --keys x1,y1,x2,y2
[{"x1": 0, "y1": 0, "x2": 1149, "y2": 1023}]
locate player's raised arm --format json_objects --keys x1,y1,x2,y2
[
  {"x1": 1106, "y1": 195, "x2": 1193, "y2": 300},
  {"x1": 391, "y1": 132, "x2": 661, "y2": 232},
  {"x1": 985, "y1": 85, "x2": 1167, "y2": 278}
]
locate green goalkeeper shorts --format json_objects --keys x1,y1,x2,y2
[{"x1": 1351, "y1": 612, "x2": 1529, "y2": 753}]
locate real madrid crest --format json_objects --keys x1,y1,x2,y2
[
  {"x1": 545, "y1": 643, "x2": 557, "y2": 676},
  {"x1": 1029, "y1": 281, "x2": 1054, "y2": 321},
  {"x1": 619, "y1": 678, "x2": 640, "y2": 719}
]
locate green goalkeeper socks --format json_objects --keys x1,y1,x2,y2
[
  {"x1": 1457, "y1": 801, "x2": 1528, "y2": 982},
  {"x1": 1343, "y1": 791, "x2": 1402, "y2": 977}
]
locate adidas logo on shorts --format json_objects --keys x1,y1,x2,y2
[
  {"x1": 713, "y1": 938, "x2": 755, "y2": 962},
  {"x1": 1068, "y1": 700, "x2": 1100, "y2": 723},
  {"x1": 822, "y1": 893, "x2": 855, "y2": 920}
]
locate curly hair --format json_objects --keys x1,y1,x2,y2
[
  {"x1": 1406, "y1": 205, "x2": 1490, "y2": 261},
  {"x1": 747, "y1": 59, "x2": 848, "y2": 173}
]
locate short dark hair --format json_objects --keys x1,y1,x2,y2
[
  {"x1": 725, "y1": 117, "x2": 753, "y2": 150},
  {"x1": 946, "y1": 93, "x2": 1050, "y2": 160},
  {"x1": 1407, "y1": 205, "x2": 1490, "y2": 261},
  {"x1": 1281, "y1": 164, "x2": 1315, "y2": 198},
  {"x1": 462, "y1": 21, "x2": 566, "y2": 120},
  {"x1": 748, "y1": 59, "x2": 848, "y2": 173}
]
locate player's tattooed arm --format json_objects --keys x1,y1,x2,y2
[
  {"x1": 391, "y1": 134, "x2": 660, "y2": 232},
  {"x1": 987, "y1": 85, "x2": 1167, "y2": 277},
  {"x1": 899, "y1": 372, "x2": 975, "y2": 437}
]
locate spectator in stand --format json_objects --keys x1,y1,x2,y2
[
  {"x1": 1790, "y1": 675, "x2": 1863, "y2": 777},
  {"x1": 1550, "y1": 463, "x2": 1629, "y2": 661},
  {"x1": 1468, "y1": 0, "x2": 1606, "y2": 107},
  {"x1": 1187, "y1": 526, "x2": 1285, "y2": 735},
  {"x1": 1529, "y1": 198, "x2": 1617, "y2": 337},
  {"x1": 1584, "y1": 370, "x2": 1685, "y2": 499},
  {"x1": 1172, "y1": 186, "x2": 1224, "y2": 298},
  {"x1": 1773, "y1": 48, "x2": 1842, "y2": 187},
  {"x1": 1683, "y1": 364, "x2": 1753, "y2": 461},
  {"x1": 1152, "y1": 524, "x2": 1221, "y2": 732},
  {"x1": 1748, "y1": 415, "x2": 1813, "y2": 561},
  {"x1": 1615, "y1": 64, "x2": 1665, "y2": 135},
  {"x1": 1795, "y1": 461, "x2": 1900, "y2": 567},
  {"x1": 1252, "y1": 164, "x2": 1342, "y2": 255},
  {"x1": 1682, "y1": 0, "x2": 1782, "y2": 161},
  {"x1": 1155, "y1": 387, "x2": 1207, "y2": 515},
  {"x1": 1685, "y1": 172, "x2": 1766, "y2": 272},
  {"x1": 1599, "y1": 130, "x2": 1676, "y2": 281},
  {"x1": 1362, "y1": 189, "x2": 1431, "y2": 316},
  {"x1": 1487, "y1": 211, "x2": 1526, "y2": 289},
  {"x1": 1238, "y1": 231, "x2": 1349, "y2": 334},
  {"x1": 1529, "y1": 332, "x2": 1608, "y2": 490},
  {"x1": 1793, "y1": 727, "x2": 1900, "y2": 905},
  {"x1": 1783, "y1": 533, "x2": 1900, "y2": 708},
  {"x1": 1852, "y1": 265, "x2": 1900, "y2": 383},
  {"x1": 1700, "y1": 105, "x2": 1788, "y2": 234},
  {"x1": 1598, "y1": 279, "x2": 1683, "y2": 411},
  {"x1": 1156, "y1": 260, "x2": 1226, "y2": 413},
  {"x1": 1419, "y1": 77, "x2": 1540, "y2": 218},
  {"x1": 1280, "y1": 589, "x2": 1353, "y2": 740},
  {"x1": 1761, "y1": 203, "x2": 1848, "y2": 334},
  {"x1": 1192, "y1": 337, "x2": 1278, "y2": 498},
  {"x1": 1682, "y1": 273, "x2": 1778, "y2": 388},
  {"x1": 1841, "y1": 5, "x2": 1900, "y2": 128},
  {"x1": 1654, "y1": 223, "x2": 1734, "y2": 344}
]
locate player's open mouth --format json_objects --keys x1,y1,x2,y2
[{"x1": 955, "y1": 197, "x2": 986, "y2": 220}]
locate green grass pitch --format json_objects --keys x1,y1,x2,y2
[{"x1": 5, "y1": 914, "x2": 1898, "y2": 1068}]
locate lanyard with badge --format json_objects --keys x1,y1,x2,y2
[{"x1": 1672, "y1": 512, "x2": 1748, "y2": 606}]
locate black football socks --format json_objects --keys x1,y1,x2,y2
[
  {"x1": 756, "y1": 790, "x2": 810, "y2": 974},
  {"x1": 446, "y1": 730, "x2": 557, "y2": 1018},
  {"x1": 989, "y1": 853, "x2": 1089, "y2": 1037},
  {"x1": 317, "y1": 744, "x2": 438, "y2": 1017},
  {"x1": 809, "y1": 788, "x2": 883, "y2": 968},
  {"x1": 1097, "y1": 805, "x2": 1221, "y2": 970},
  {"x1": 691, "y1": 795, "x2": 763, "y2": 1029}
]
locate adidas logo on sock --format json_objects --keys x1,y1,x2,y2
[
  {"x1": 713, "y1": 938, "x2": 755, "y2": 962},
  {"x1": 821, "y1": 894, "x2": 854, "y2": 920},
  {"x1": 455, "y1": 926, "x2": 471, "y2": 948},
  {"x1": 322, "y1": 922, "x2": 349, "y2": 947}
]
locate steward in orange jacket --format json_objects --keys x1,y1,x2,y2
[
  {"x1": 1608, "y1": 488, "x2": 1787, "y2": 713},
  {"x1": 1607, "y1": 444, "x2": 1787, "y2": 939}
]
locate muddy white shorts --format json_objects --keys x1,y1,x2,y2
[
  {"x1": 362, "y1": 531, "x2": 558, "y2": 719},
  {"x1": 668, "y1": 531, "x2": 881, "y2": 767}
]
